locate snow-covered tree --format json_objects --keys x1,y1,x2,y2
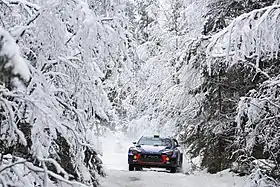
[
  {"x1": 0, "y1": 0, "x2": 136, "y2": 186},
  {"x1": 185, "y1": 2, "x2": 280, "y2": 185},
  {"x1": 124, "y1": 0, "x2": 208, "y2": 138},
  {"x1": 2, "y1": 0, "x2": 280, "y2": 186}
]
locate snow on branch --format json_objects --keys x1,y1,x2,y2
[
  {"x1": 206, "y1": 5, "x2": 280, "y2": 70},
  {"x1": 0, "y1": 97, "x2": 27, "y2": 146},
  {"x1": 0, "y1": 26, "x2": 30, "y2": 82},
  {"x1": 0, "y1": 155, "x2": 86, "y2": 186},
  {"x1": 1, "y1": 0, "x2": 40, "y2": 11}
]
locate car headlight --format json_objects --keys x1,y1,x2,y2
[
  {"x1": 162, "y1": 150, "x2": 173, "y2": 156},
  {"x1": 129, "y1": 147, "x2": 141, "y2": 154},
  {"x1": 132, "y1": 150, "x2": 139, "y2": 154}
]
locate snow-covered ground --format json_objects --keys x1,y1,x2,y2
[
  {"x1": 100, "y1": 169, "x2": 245, "y2": 187},
  {"x1": 100, "y1": 132, "x2": 246, "y2": 187}
]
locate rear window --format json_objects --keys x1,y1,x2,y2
[{"x1": 138, "y1": 137, "x2": 172, "y2": 147}]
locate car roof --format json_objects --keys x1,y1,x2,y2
[{"x1": 140, "y1": 135, "x2": 172, "y2": 140}]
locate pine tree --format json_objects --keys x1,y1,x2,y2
[{"x1": 186, "y1": 1, "x2": 280, "y2": 184}]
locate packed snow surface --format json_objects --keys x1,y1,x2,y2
[
  {"x1": 100, "y1": 132, "x2": 245, "y2": 187},
  {"x1": 101, "y1": 169, "x2": 244, "y2": 187}
]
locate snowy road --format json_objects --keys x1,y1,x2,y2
[
  {"x1": 100, "y1": 132, "x2": 244, "y2": 187},
  {"x1": 100, "y1": 132, "x2": 245, "y2": 187},
  {"x1": 100, "y1": 169, "x2": 244, "y2": 187}
]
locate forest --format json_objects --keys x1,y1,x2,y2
[{"x1": 0, "y1": 0, "x2": 279, "y2": 186}]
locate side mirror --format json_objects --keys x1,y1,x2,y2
[{"x1": 133, "y1": 142, "x2": 137, "y2": 145}]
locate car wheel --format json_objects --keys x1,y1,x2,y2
[
  {"x1": 129, "y1": 164, "x2": 134, "y2": 171},
  {"x1": 170, "y1": 166, "x2": 177, "y2": 173},
  {"x1": 178, "y1": 155, "x2": 183, "y2": 172},
  {"x1": 178, "y1": 162, "x2": 183, "y2": 173}
]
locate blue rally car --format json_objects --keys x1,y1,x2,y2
[{"x1": 128, "y1": 135, "x2": 183, "y2": 173}]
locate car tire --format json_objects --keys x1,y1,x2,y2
[
  {"x1": 170, "y1": 166, "x2": 177, "y2": 173},
  {"x1": 129, "y1": 164, "x2": 134, "y2": 171},
  {"x1": 178, "y1": 155, "x2": 183, "y2": 172},
  {"x1": 178, "y1": 162, "x2": 183, "y2": 173}
]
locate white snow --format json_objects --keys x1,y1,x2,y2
[
  {"x1": 0, "y1": 26, "x2": 30, "y2": 81},
  {"x1": 101, "y1": 169, "x2": 245, "y2": 187},
  {"x1": 100, "y1": 132, "x2": 246, "y2": 187}
]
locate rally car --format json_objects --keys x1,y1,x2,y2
[{"x1": 128, "y1": 135, "x2": 183, "y2": 173}]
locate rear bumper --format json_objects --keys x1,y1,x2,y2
[{"x1": 128, "y1": 155, "x2": 177, "y2": 168}]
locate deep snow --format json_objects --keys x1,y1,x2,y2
[{"x1": 100, "y1": 132, "x2": 246, "y2": 187}]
